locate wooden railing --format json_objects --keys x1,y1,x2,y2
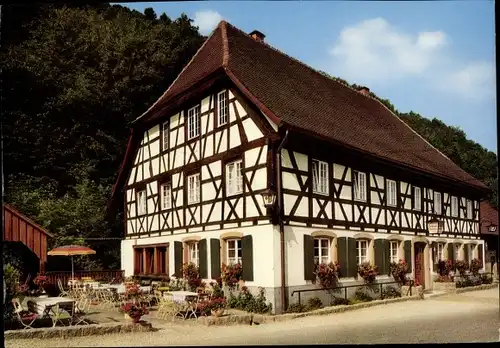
[{"x1": 42, "y1": 270, "x2": 124, "y2": 286}]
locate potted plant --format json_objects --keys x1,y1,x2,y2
[
  {"x1": 221, "y1": 263, "x2": 243, "y2": 290},
  {"x1": 389, "y1": 260, "x2": 409, "y2": 286},
  {"x1": 209, "y1": 297, "x2": 227, "y2": 317},
  {"x1": 314, "y1": 262, "x2": 340, "y2": 292},
  {"x1": 125, "y1": 282, "x2": 143, "y2": 303},
  {"x1": 120, "y1": 302, "x2": 149, "y2": 323},
  {"x1": 357, "y1": 262, "x2": 378, "y2": 284},
  {"x1": 454, "y1": 260, "x2": 469, "y2": 277},
  {"x1": 182, "y1": 263, "x2": 204, "y2": 292}
]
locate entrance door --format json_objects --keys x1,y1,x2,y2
[{"x1": 414, "y1": 242, "x2": 426, "y2": 288}]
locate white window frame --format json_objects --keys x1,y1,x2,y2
[
  {"x1": 387, "y1": 180, "x2": 397, "y2": 207},
  {"x1": 455, "y1": 244, "x2": 461, "y2": 260},
  {"x1": 217, "y1": 90, "x2": 228, "y2": 127},
  {"x1": 434, "y1": 192, "x2": 442, "y2": 215},
  {"x1": 414, "y1": 187, "x2": 421, "y2": 211},
  {"x1": 356, "y1": 240, "x2": 368, "y2": 265},
  {"x1": 312, "y1": 159, "x2": 329, "y2": 195},
  {"x1": 137, "y1": 190, "x2": 147, "y2": 215},
  {"x1": 160, "y1": 183, "x2": 171, "y2": 210},
  {"x1": 466, "y1": 200, "x2": 473, "y2": 219},
  {"x1": 226, "y1": 160, "x2": 243, "y2": 196},
  {"x1": 188, "y1": 242, "x2": 199, "y2": 266},
  {"x1": 451, "y1": 196, "x2": 458, "y2": 217},
  {"x1": 353, "y1": 171, "x2": 367, "y2": 202},
  {"x1": 162, "y1": 121, "x2": 169, "y2": 150},
  {"x1": 227, "y1": 239, "x2": 242, "y2": 265},
  {"x1": 314, "y1": 238, "x2": 331, "y2": 264},
  {"x1": 389, "y1": 241, "x2": 399, "y2": 263},
  {"x1": 187, "y1": 173, "x2": 201, "y2": 204},
  {"x1": 187, "y1": 105, "x2": 200, "y2": 140}
]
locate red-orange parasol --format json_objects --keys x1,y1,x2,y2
[{"x1": 48, "y1": 245, "x2": 96, "y2": 280}]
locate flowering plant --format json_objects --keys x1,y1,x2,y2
[
  {"x1": 221, "y1": 263, "x2": 243, "y2": 289},
  {"x1": 314, "y1": 262, "x2": 340, "y2": 289},
  {"x1": 469, "y1": 258, "x2": 482, "y2": 276},
  {"x1": 33, "y1": 275, "x2": 48, "y2": 287},
  {"x1": 454, "y1": 260, "x2": 469, "y2": 276},
  {"x1": 389, "y1": 260, "x2": 409, "y2": 286},
  {"x1": 198, "y1": 297, "x2": 227, "y2": 316},
  {"x1": 357, "y1": 262, "x2": 378, "y2": 284},
  {"x1": 120, "y1": 302, "x2": 149, "y2": 321},
  {"x1": 436, "y1": 259, "x2": 454, "y2": 278},
  {"x1": 125, "y1": 282, "x2": 143, "y2": 299},
  {"x1": 182, "y1": 263, "x2": 204, "y2": 291}
]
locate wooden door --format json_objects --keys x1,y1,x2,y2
[{"x1": 414, "y1": 243, "x2": 426, "y2": 288}]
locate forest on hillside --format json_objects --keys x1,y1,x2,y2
[{"x1": 2, "y1": 4, "x2": 497, "y2": 271}]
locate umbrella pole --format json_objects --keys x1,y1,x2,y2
[{"x1": 71, "y1": 256, "x2": 74, "y2": 282}]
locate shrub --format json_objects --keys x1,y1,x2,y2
[
  {"x1": 198, "y1": 297, "x2": 227, "y2": 316},
  {"x1": 436, "y1": 260, "x2": 454, "y2": 277},
  {"x1": 227, "y1": 287, "x2": 272, "y2": 314},
  {"x1": 314, "y1": 262, "x2": 340, "y2": 290},
  {"x1": 381, "y1": 285, "x2": 401, "y2": 299},
  {"x1": 389, "y1": 260, "x2": 409, "y2": 285},
  {"x1": 120, "y1": 302, "x2": 149, "y2": 321},
  {"x1": 209, "y1": 281, "x2": 225, "y2": 299},
  {"x1": 353, "y1": 288, "x2": 373, "y2": 302},
  {"x1": 306, "y1": 296, "x2": 323, "y2": 311},
  {"x1": 330, "y1": 297, "x2": 349, "y2": 306},
  {"x1": 480, "y1": 274, "x2": 493, "y2": 284},
  {"x1": 286, "y1": 303, "x2": 306, "y2": 313},
  {"x1": 221, "y1": 263, "x2": 243, "y2": 290},
  {"x1": 182, "y1": 262, "x2": 204, "y2": 291},
  {"x1": 3, "y1": 264, "x2": 21, "y2": 321},
  {"x1": 357, "y1": 262, "x2": 378, "y2": 284},
  {"x1": 469, "y1": 259, "x2": 482, "y2": 276}
]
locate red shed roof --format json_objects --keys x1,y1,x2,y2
[
  {"x1": 3, "y1": 204, "x2": 54, "y2": 238},
  {"x1": 127, "y1": 20, "x2": 487, "y2": 196}
]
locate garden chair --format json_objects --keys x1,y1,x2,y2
[
  {"x1": 72, "y1": 298, "x2": 91, "y2": 325},
  {"x1": 157, "y1": 294, "x2": 183, "y2": 321},
  {"x1": 57, "y1": 279, "x2": 71, "y2": 298},
  {"x1": 12, "y1": 299, "x2": 39, "y2": 330},
  {"x1": 184, "y1": 294, "x2": 200, "y2": 319}
]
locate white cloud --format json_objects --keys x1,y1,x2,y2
[
  {"x1": 193, "y1": 10, "x2": 223, "y2": 35},
  {"x1": 327, "y1": 17, "x2": 495, "y2": 101}
]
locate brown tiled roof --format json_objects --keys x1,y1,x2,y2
[
  {"x1": 480, "y1": 201, "x2": 498, "y2": 235},
  {"x1": 133, "y1": 20, "x2": 487, "y2": 191}
]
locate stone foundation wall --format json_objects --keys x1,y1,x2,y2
[{"x1": 433, "y1": 281, "x2": 457, "y2": 292}]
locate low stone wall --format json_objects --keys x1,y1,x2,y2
[
  {"x1": 4, "y1": 322, "x2": 154, "y2": 340},
  {"x1": 401, "y1": 285, "x2": 424, "y2": 298},
  {"x1": 433, "y1": 281, "x2": 457, "y2": 292}
]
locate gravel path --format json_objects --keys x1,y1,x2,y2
[{"x1": 6, "y1": 288, "x2": 500, "y2": 347}]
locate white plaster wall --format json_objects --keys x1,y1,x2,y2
[{"x1": 122, "y1": 224, "x2": 278, "y2": 288}]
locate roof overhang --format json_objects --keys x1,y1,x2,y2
[{"x1": 3, "y1": 204, "x2": 54, "y2": 238}]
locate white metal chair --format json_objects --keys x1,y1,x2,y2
[
  {"x1": 57, "y1": 279, "x2": 71, "y2": 297},
  {"x1": 12, "y1": 299, "x2": 39, "y2": 330}
]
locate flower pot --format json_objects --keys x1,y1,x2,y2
[
  {"x1": 211, "y1": 309, "x2": 224, "y2": 317},
  {"x1": 124, "y1": 314, "x2": 140, "y2": 323}
]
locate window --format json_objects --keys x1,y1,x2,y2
[
  {"x1": 187, "y1": 105, "x2": 201, "y2": 140},
  {"x1": 353, "y1": 171, "x2": 366, "y2": 202},
  {"x1": 162, "y1": 121, "x2": 169, "y2": 150},
  {"x1": 414, "y1": 187, "x2": 421, "y2": 211},
  {"x1": 451, "y1": 196, "x2": 458, "y2": 217},
  {"x1": 387, "y1": 180, "x2": 397, "y2": 207},
  {"x1": 356, "y1": 240, "x2": 368, "y2": 264},
  {"x1": 226, "y1": 160, "x2": 243, "y2": 196},
  {"x1": 187, "y1": 173, "x2": 201, "y2": 204},
  {"x1": 455, "y1": 244, "x2": 461, "y2": 260},
  {"x1": 188, "y1": 242, "x2": 199, "y2": 266},
  {"x1": 314, "y1": 238, "x2": 330, "y2": 264},
  {"x1": 466, "y1": 200, "x2": 473, "y2": 219},
  {"x1": 437, "y1": 243, "x2": 444, "y2": 261},
  {"x1": 227, "y1": 239, "x2": 242, "y2": 265},
  {"x1": 217, "y1": 91, "x2": 228, "y2": 126},
  {"x1": 389, "y1": 241, "x2": 399, "y2": 263},
  {"x1": 312, "y1": 159, "x2": 329, "y2": 195},
  {"x1": 434, "y1": 192, "x2": 442, "y2": 215},
  {"x1": 137, "y1": 190, "x2": 146, "y2": 215},
  {"x1": 160, "y1": 183, "x2": 171, "y2": 210}
]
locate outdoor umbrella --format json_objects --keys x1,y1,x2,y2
[{"x1": 48, "y1": 245, "x2": 96, "y2": 281}]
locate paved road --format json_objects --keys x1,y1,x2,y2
[{"x1": 6, "y1": 288, "x2": 500, "y2": 347}]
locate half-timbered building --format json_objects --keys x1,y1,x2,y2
[{"x1": 111, "y1": 21, "x2": 490, "y2": 313}]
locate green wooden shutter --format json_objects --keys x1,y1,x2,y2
[
  {"x1": 199, "y1": 239, "x2": 208, "y2": 278},
  {"x1": 404, "y1": 240, "x2": 412, "y2": 274},
  {"x1": 241, "y1": 235, "x2": 254, "y2": 281},
  {"x1": 464, "y1": 243, "x2": 469, "y2": 263},
  {"x1": 337, "y1": 237, "x2": 347, "y2": 278},
  {"x1": 303, "y1": 234, "x2": 315, "y2": 281},
  {"x1": 210, "y1": 239, "x2": 221, "y2": 279},
  {"x1": 478, "y1": 244, "x2": 483, "y2": 264},
  {"x1": 374, "y1": 239, "x2": 385, "y2": 275},
  {"x1": 447, "y1": 243, "x2": 455, "y2": 262},
  {"x1": 347, "y1": 237, "x2": 357, "y2": 278},
  {"x1": 174, "y1": 241, "x2": 183, "y2": 277},
  {"x1": 384, "y1": 239, "x2": 390, "y2": 275}
]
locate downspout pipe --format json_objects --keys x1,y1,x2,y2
[{"x1": 276, "y1": 129, "x2": 289, "y2": 313}]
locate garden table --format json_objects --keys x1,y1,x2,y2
[
  {"x1": 32, "y1": 297, "x2": 77, "y2": 327},
  {"x1": 107, "y1": 284, "x2": 152, "y2": 294},
  {"x1": 166, "y1": 291, "x2": 199, "y2": 319},
  {"x1": 166, "y1": 291, "x2": 198, "y2": 302}
]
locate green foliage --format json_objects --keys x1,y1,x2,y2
[
  {"x1": 330, "y1": 297, "x2": 349, "y2": 306},
  {"x1": 3, "y1": 264, "x2": 21, "y2": 321},
  {"x1": 227, "y1": 287, "x2": 272, "y2": 314},
  {"x1": 306, "y1": 296, "x2": 323, "y2": 311},
  {"x1": 286, "y1": 302, "x2": 306, "y2": 313},
  {"x1": 352, "y1": 288, "x2": 373, "y2": 302},
  {"x1": 3, "y1": 4, "x2": 204, "y2": 270},
  {"x1": 381, "y1": 285, "x2": 401, "y2": 299}
]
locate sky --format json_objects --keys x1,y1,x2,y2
[{"x1": 120, "y1": 1, "x2": 497, "y2": 153}]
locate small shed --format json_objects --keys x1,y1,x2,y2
[{"x1": 2, "y1": 203, "x2": 54, "y2": 272}]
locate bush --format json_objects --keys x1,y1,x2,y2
[
  {"x1": 357, "y1": 262, "x2": 378, "y2": 284},
  {"x1": 182, "y1": 263, "x2": 204, "y2": 291},
  {"x1": 435, "y1": 275, "x2": 453, "y2": 282},
  {"x1": 352, "y1": 288, "x2": 373, "y2": 302},
  {"x1": 306, "y1": 296, "x2": 323, "y2": 311},
  {"x1": 480, "y1": 274, "x2": 493, "y2": 284},
  {"x1": 454, "y1": 260, "x2": 469, "y2": 276},
  {"x1": 436, "y1": 260, "x2": 454, "y2": 277},
  {"x1": 227, "y1": 287, "x2": 272, "y2": 314},
  {"x1": 221, "y1": 263, "x2": 243, "y2": 290},
  {"x1": 330, "y1": 297, "x2": 349, "y2": 306},
  {"x1": 389, "y1": 260, "x2": 409, "y2": 285},
  {"x1": 381, "y1": 285, "x2": 401, "y2": 299},
  {"x1": 469, "y1": 259, "x2": 482, "y2": 276},
  {"x1": 3, "y1": 264, "x2": 21, "y2": 321},
  {"x1": 286, "y1": 302, "x2": 306, "y2": 313},
  {"x1": 314, "y1": 262, "x2": 340, "y2": 290}
]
